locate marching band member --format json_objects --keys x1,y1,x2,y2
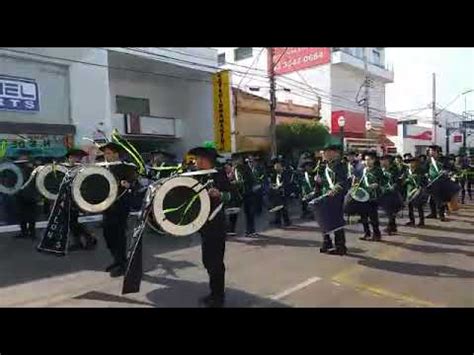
[
  {"x1": 317, "y1": 142, "x2": 348, "y2": 255},
  {"x1": 359, "y1": 152, "x2": 383, "y2": 241},
  {"x1": 380, "y1": 155, "x2": 399, "y2": 235},
  {"x1": 230, "y1": 153, "x2": 257, "y2": 238},
  {"x1": 65, "y1": 148, "x2": 97, "y2": 251},
  {"x1": 13, "y1": 149, "x2": 39, "y2": 240},
  {"x1": 248, "y1": 155, "x2": 267, "y2": 216},
  {"x1": 454, "y1": 155, "x2": 470, "y2": 204},
  {"x1": 426, "y1": 145, "x2": 448, "y2": 221},
  {"x1": 298, "y1": 157, "x2": 315, "y2": 220},
  {"x1": 404, "y1": 156, "x2": 428, "y2": 227},
  {"x1": 269, "y1": 158, "x2": 292, "y2": 227},
  {"x1": 187, "y1": 145, "x2": 231, "y2": 308},
  {"x1": 100, "y1": 142, "x2": 138, "y2": 278}
]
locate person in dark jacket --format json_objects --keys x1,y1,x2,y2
[
  {"x1": 426, "y1": 145, "x2": 448, "y2": 221},
  {"x1": 100, "y1": 142, "x2": 138, "y2": 278},
  {"x1": 269, "y1": 159, "x2": 292, "y2": 227},
  {"x1": 13, "y1": 150, "x2": 40, "y2": 240},
  {"x1": 188, "y1": 145, "x2": 231, "y2": 308}
]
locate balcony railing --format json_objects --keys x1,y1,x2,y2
[{"x1": 331, "y1": 48, "x2": 390, "y2": 71}]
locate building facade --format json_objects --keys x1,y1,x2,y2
[
  {"x1": 0, "y1": 47, "x2": 218, "y2": 161},
  {"x1": 217, "y1": 47, "x2": 397, "y2": 152}
]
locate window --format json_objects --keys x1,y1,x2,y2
[
  {"x1": 234, "y1": 47, "x2": 253, "y2": 61},
  {"x1": 218, "y1": 53, "x2": 226, "y2": 66},
  {"x1": 372, "y1": 49, "x2": 381, "y2": 65},
  {"x1": 116, "y1": 96, "x2": 150, "y2": 115}
]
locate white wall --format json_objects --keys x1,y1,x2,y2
[
  {"x1": 0, "y1": 48, "x2": 111, "y2": 148},
  {"x1": 108, "y1": 58, "x2": 213, "y2": 157}
]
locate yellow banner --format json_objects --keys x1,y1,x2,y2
[{"x1": 213, "y1": 70, "x2": 232, "y2": 153}]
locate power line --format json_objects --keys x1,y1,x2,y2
[{"x1": 237, "y1": 48, "x2": 265, "y2": 90}]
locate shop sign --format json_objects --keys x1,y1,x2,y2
[{"x1": 0, "y1": 75, "x2": 40, "y2": 112}]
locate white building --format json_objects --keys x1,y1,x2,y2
[
  {"x1": 0, "y1": 47, "x2": 218, "y2": 160},
  {"x1": 216, "y1": 47, "x2": 396, "y2": 149}
]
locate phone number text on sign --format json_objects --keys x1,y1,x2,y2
[{"x1": 272, "y1": 48, "x2": 330, "y2": 75}]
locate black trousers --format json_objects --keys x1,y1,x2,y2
[
  {"x1": 408, "y1": 202, "x2": 425, "y2": 224},
  {"x1": 360, "y1": 201, "x2": 380, "y2": 236},
  {"x1": 322, "y1": 229, "x2": 346, "y2": 249},
  {"x1": 227, "y1": 195, "x2": 256, "y2": 234},
  {"x1": 16, "y1": 196, "x2": 37, "y2": 238},
  {"x1": 103, "y1": 203, "x2": 129, "y2": 266},
  {"x1": 429, "y1": 195, "x2": 446, "y2": 218},
  {"x1": 70, "y1": 207, "x2": 92, "y2": 244},
  {"x1": 201, "y1": 214, "x2": 226, "y2": 299},
  {"x1": 387, "y1": 212, "x2": 397, "y2": 231},
  {"x1": 274, "y1": 196, "x2": 291, "y2": 226}
]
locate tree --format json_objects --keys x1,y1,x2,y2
[{"x1": 276, "y1": 121, "x2": 330, "y2": 162}]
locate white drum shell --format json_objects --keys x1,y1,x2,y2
[
  {"x1": 35, "y1": 164, "x2": 69, "y2": 200},
  {"x1": 0, "y1": 162, "x2": 24, "y2": 195}
]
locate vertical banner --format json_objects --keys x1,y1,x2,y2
[{"x1": 213, "y1": 70, "x2": 232, "y2": 153}]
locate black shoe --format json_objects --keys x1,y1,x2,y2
[
  {"x1": 373, "y1": 234, "x2": 382, "y2": 242},
  {"x1": 109, "y1": 265, "x2": 125, "y2": 278},
  {"x1": 105, "y1": 262, "x2": 119, "y2": 272},
  {"x1": 84, "y1": 237, "x2": 98, "y2": 250},
  {"x1": 417, "y1": 221, "x2": 425, "y2": 227},
  {"x1": 68, "y1": 244, "x2": 82, "y2": 252},
  {"x1": 328, "y1": 246, "x2": 347, "y2": 255},
  {"x1": 319, "y1": 243, "x2": 333, "y2": 253},
  {"x1": 440, "y1": 216, "x2": 447, "y2": 222},
  {"x1": 405, "y1": 221, "x2": 415, "y2": 226},
  {"x1": 359, "y1": 234, "x2": 372, "y2": 241},
  {"x1": 199, "y1": 294, "x2": 225, "y2": 308},
  {"x1": 426, "y1": 214, "x2": 437, "y2": 219},
  {"x1": 283, "y1": 221, "x2": 292, "y2": 227}
]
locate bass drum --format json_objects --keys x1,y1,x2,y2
[
  {"x1": 428, "y1": 175, "x2": 461, "y2": 203},
  {"x1": 0, "y1": 162, "x2": 24, "y2": 195},
  {"x1": 343, "y1": 187, "x2": 371, "y2": 215},
  {"x1": 71, "y1": 165, "x2": 119, "y2": 213},
  {"x1": 152, "y1": 176, "x2": 211, "y2": 237},
  {"x1": 311, "y1": 193, "x2": 345, "y2": 234},
  {"x1": 35, "y1": 164, "x2": 69, "y2": 200},
  {"x1": 378, "y1": 189, "x2": 404, "y2": 215}
]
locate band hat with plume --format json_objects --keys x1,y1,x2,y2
[{"x1": 188, "y1": 141, "x2": 222, "y2": 160}]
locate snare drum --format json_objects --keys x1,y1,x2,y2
[{"x1": 35, "y1": 163, "x2": 69, "y2": 200}]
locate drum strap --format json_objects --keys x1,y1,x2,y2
[
  {"x1": 430, "y1": 157, "x2": 440, "y2": 174},
  {"x1": 325, "y1": 166, "x2": 335, "y2": 190},
  {"x1": 305, "y1": 172, "x2": 311, "y2": 187},
  {"x1": 362, "y1": 168, "x2": 369, "y2": 187}
]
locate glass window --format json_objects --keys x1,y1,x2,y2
[
  {"x1": 354, "y1": 48, "x2": 363, "y2": 58},
  {"x1": 116, "y1": 96, "x2": 150, "y2": 116},
  {"x1": 234, "y1": 47, "x2": 253, "y2": 61},
  {"x1": 218, "y1": 53, "x2": 226, "y2": 66},
  {"x1": 372, "y1": 50, "x2": 381, "y2": 65}
]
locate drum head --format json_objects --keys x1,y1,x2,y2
[
  {"x1": 0, "y1": 162, "x2": 24, "y2": 195},
  {"x1": 72, "y1": 166, "x2": 118, "y2": 213},
  {"x1": 36, "y1": 164, "x2": 68, "y2": 200},
  {"x1": 351, "y1": 187, "x2": 370, "y2": 202},
  {"x1": 153, "y1": 176, "x2": 211, "y2": 237}
]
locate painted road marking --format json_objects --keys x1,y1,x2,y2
[{"x1": 270, "y1": 277, "x2": 322, "y2": 301}]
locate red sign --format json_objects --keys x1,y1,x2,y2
[
  {"x1": 453, "y1": 135, "x2": 462, "y2": 143},
  {"x1": 271, "y1": 48, "x2": 331, "y2": 75},
  {"x1": 406, "y1": 130, "x2": 432, "y2": 141}
]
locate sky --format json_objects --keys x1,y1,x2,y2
[{"x1": 385, "y1": 47, "x2": 474, "y2": 120}]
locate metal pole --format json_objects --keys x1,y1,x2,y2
[
  {"x1": 268, "y1": 47, "x2": 277, "y2": 157},
  {"x1": 446, "y1": 127, "x2": 450, "y2": 155},
  {"x1": 340, "y1": 126, "x2": 344, "y2": 154},
  {"x1": 363, "y1": 48, "x2": 370, "y2": 130},
  {"x1": 433, "y1": 73, "x2": 437, "y2": 145}
]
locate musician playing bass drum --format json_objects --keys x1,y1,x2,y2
[
  {"x1": 359, "y1": 152, "x2": 383, "y2": 241},
  {"x1": 65, "y1": 148, "x2": 98, "y2": 251},
  {"x1": 426, "y1": 145, "x2": 448, "y2": 221},
  {"x1": 404, "y1": 156, "x2": 428, "y2": 227},
  {"x1": 316, "y1": 142, "x2": 348, "y2": 255},
  {"x1": 99, "y1": 142, "x2": 138, "y2": 278},
  {"x1": 454, "y1": 155, "x2": 470, "y2": 204},
  {"x1": 187, "y1": 145, "x2": 232, "y2": 308}
]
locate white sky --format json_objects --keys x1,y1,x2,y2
[{"x1": 385, "y1": 47, "x2": 474, "y2": 118}]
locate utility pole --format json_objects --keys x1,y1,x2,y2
[
  {"x1": 432, "y1": 73, "x2": 437, "y2": 145},
  {"x1": 363, "y1": 48, "x2": 370, "y2": 135},
  {"x1": 268, "y1": 47, "x2": 277, "y2": 157}
]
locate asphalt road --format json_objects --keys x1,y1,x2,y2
[{"x1": 1, "y1": 199, "x2": 473, "y2": 307}]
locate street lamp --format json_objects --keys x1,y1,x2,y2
[{"x1": 338, "y1": 116, "x2": 346, "y2": 153}]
